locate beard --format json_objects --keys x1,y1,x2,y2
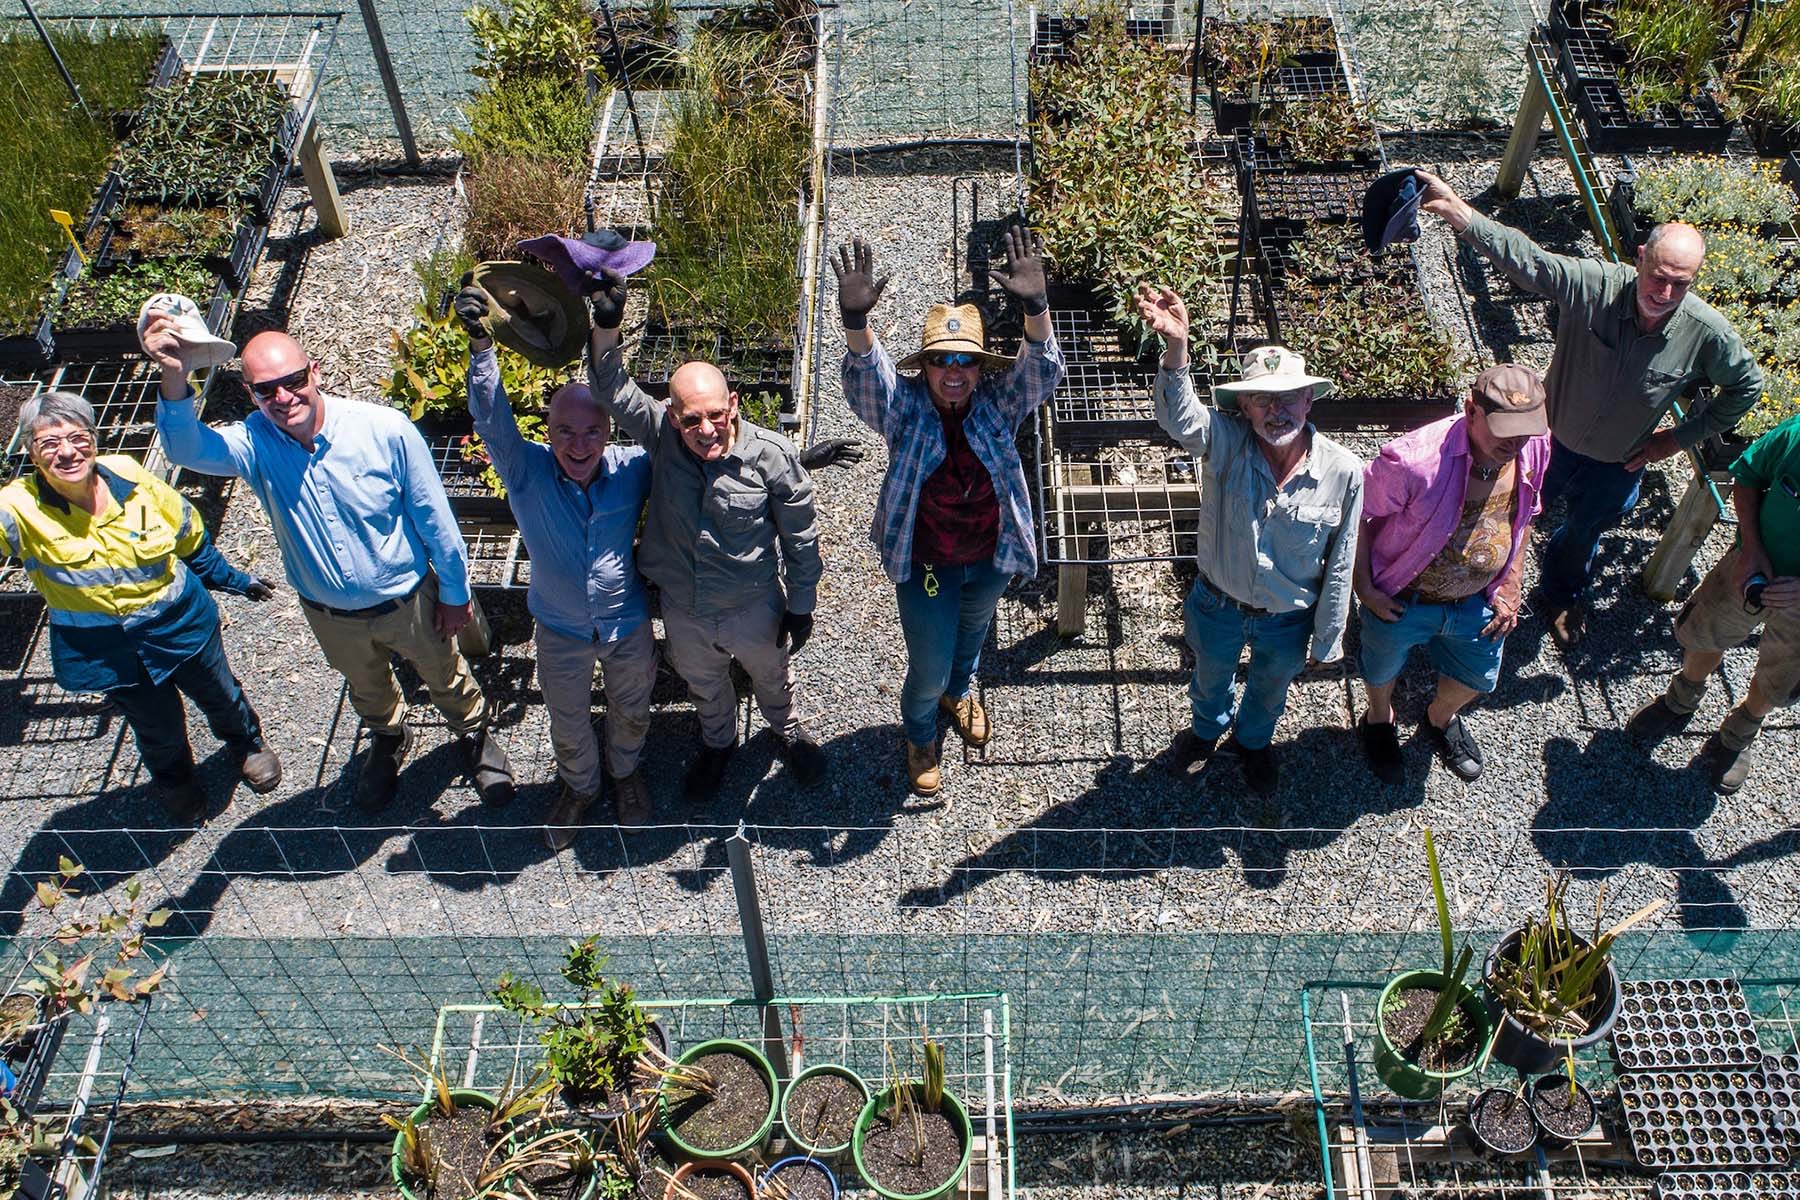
[{"x1": 1255, "y1": 419, "x2": 1304, "y2": 449}]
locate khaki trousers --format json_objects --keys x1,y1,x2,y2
[
  {"x1": 661, "y1": 591, "x2": 798, "y2": 749},
  {"x1": 300, "y1": 573, "x2": 488, "y2": 736},
  {"x1": 535, "y1": 620, "x2": 658, "y2": 796}
]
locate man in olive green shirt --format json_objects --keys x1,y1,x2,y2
[
  {"x1": 1415, "y1": 171, "x2": 1764, "y2": 647},
  {"x1": 1627, "y1": 414, "x2": 1800, "y2": 795}
]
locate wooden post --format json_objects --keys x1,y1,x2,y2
[
  {"x1": 1496, "y1": 60, "x2": 1550, "y2": 199},
  {"x1": 1055, "y1": 462, "x2": 1092, "y2": 638},
  {"x1": 297, "y1": 122, "x2": 350, "y2": 241},
  {"x1": 1643, "y1": 467, "x2": 1729, "y2": 601}
]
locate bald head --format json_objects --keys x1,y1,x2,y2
[
  {"x1": 239, "y1": 330, "x2": 324, "y2": 444},
  {"x1": 1643, "y1": 222, "x2": 1705, "y2": 267},
  {"x1": 668, "y1": 360, "x2": 737, "y2": 462},
  {"x1": 547, "y1": 381, "x2": 603, "y2": 424},
  {"x1": 1635, "y1": 222, "x2": 1705, "y2": 331},
  {"x1": 241, "y1": 330, "x2": 309, "y2": 376}
]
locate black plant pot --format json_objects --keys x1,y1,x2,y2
[
  {"x1": 1466, "y1": 1086, "x2": 1539, "y2": 1157},
  {"x1": 1483, "y1": 926, "x2": 1622, "y2": 1076},
  {"x1": 1527, "y1": 1073, "x2": 1598, "y2": 1148}
]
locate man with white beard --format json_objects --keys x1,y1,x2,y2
[{"x1": 1137, "y1": 285, "x2": 1363, "y2": 796}]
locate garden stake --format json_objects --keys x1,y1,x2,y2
[{"x1": 47, "y1": 211, "x2": 83, "y2": 267}]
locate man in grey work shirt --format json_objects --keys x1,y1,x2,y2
[
  {"x1": 1416, "y1": 170, "x2": 1764, "y2": 648},
  {"x1": 584, "y1": 271, "x2": 828, "y2": 801},
  {"x1": 1137, "y1": 284, "x2": 1363, "y2": 796}
]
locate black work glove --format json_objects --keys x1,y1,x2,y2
[
  {"x1": 587, "y1": 266, "x2": 629, "y2": 331},
  {"x1": 989, "y1": 222, "x2": 1049, "y2": 316},
  {"x1": 798, "y1": 438, "x2": 866, "y2": 472},
  {"x1": 452, "y1": 276, "x2": 492, "y2": 340},
  {"x1": 777, "y1": 611, "x2": 814, "y2": 656},
  {"x1": 830, "y1": 237, "x2": 888, "y2": 331},
  {"x1": 243, "y1": 576, "x2": 277, "y2": 602}
]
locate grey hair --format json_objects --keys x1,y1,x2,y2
[
  {"x1": 17, "y1": 390, "x2": 96, "y2": 442},
  {"x1": 1643, "y1": 222, "x2": 1706, "y2": 261}
]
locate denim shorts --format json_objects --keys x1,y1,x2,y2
[{"x1": 1359, "y1": 592, "x2": 1504, "y2": 693}]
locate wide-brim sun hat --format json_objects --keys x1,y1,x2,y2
[
  {"x1": 1361, "y1": 166, "x2": 1427, "y2": 254},
  {"x1": 137, "y1": 292, "x2": 237, "y2": 370},
  {"x1": 517, "y1": 229, "x2": 657, "y2": 293},
  {"x1": 893, "y1": 303, "x2": 1014, "y2": 372},
  {"x1": 467, "y1": 260, "x2": 590, "y2": 368},
  {"x1": 1213, "y1": 344, "x2": 1336, "y2": 410}
]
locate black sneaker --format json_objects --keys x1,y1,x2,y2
[
  {"x1": 777, "y1": 725, "x2": 828, "y2": 787},
  {"x1": 1359, "y1": 717, "x2": 1405, "y2": 786},
  {"x1": 1235, "y1": 740, "x2": 1279, "y2": 796},
  {"x1": 682, "y1": 740, "x2": 737, "y2": 803},
  {"x1": 356, "y1": 726, "x2": 414, "y2": 812},
  {"x1": 1165, "y1": 729, "x2": 1218, "y2": 777},
  {"x1": 1626, "y1": 694, "x2": 1696, "y2": 744},
  {"x1": 158, "y1": 775, "x2": 209, "y2": 823},
  {"x1": 1428, "y1": 713, "x2": 1483, "y2": 782}
]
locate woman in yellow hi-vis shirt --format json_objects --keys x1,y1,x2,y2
[{"x1": 0, "y1": 390, "x2": 282, "y2": 820}]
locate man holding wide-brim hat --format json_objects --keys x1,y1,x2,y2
[
  {"x1": 1137, "y1": 285, "x2": 1363, "y2": 798},
  {"x1": 833, "y1": 224, "x2": 1066, "y2": 798}
]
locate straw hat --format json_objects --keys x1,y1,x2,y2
[{"x1": 893, "y1": 303, "x2": 1014, "y2": 372}]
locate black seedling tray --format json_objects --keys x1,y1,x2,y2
[
  {"x1": 1548, "y1": 0, "x2": 1606, "y2": 39},
  {"x1": 1571, "y1": 80, "x2": 1734, "y2": 154},
  {"x1": 1765, "y1": 1054, "x2": 1800, "y2": 1149},
  {"x1": 1612, "y1": 979, "x2": 1763, "y2": 1071},
  {"x1": 1211, "y1": 60, "x2": 1348, "y2": 133},
  {"x1": 1617, "y1": 1068, "x2": 1793, "y2": 1170},
  {"x1": 1751, "y1": 122, "x2": 1800, "y2": 159},
  {"x1": 1655, "y1": 1170, "x2": 1800, "y2": 1198},
  {"x1": 1032, "y1": 13, "x2": 1169, "y2": 67},
  {"x1": 1557, "y1": 34, "x2": 1621, "y2": 91},
  {"x1": 1248, "y1": 168, "x2": 1377, "y2": 231},
  {"x1": 52, "y1": 277, "x2": 230, "y2": 363},
  {"x1": 90, "y1": 211, "x2": 264, "y2": 293}
]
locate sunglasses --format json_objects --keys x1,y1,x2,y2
[
  {"x1": 926, "y1": 352, "x2": 978, "y2": 369},
  {"x1": 248, "y1": 364, "x2": 312, "y2": 402}
]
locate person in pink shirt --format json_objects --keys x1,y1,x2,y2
[{"x1": 1354, "y1": 364, "x2": 1553, "y2": 784}]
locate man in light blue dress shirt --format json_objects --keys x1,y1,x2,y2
[
  {"x1": 456, "y1": 284, "x2": 657, "y2": 846},
  {"x1": 147, "y1": 324, "x2": 515, "y2": 812}
]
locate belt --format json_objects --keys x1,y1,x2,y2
[
  {"x1": 1200, "y1": 574, "x2": 1271, "y2": 618},
  {"x1": 1394, "y1": 587, "x2": 1476, "y2": 607},
  {"x1": 300, "y1": 579, "x2": 423, "y2": 620}
]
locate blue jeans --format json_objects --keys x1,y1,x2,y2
[
  {"x1": 894, "y1": 559, "x2": 1013, "y2": 746},
  {"x1": 1539, "y1": 438, "x2": 1644, "y2": 607},
  {"x1": 106, "y1": 627, "x2": 262, "y2": 783},
  {"x1": 1359, "y1": 593, "x2": 1505, "y2": 694},
  {"x1": 1184, "y1": 577, "x2": 1312, "y2": 750}
]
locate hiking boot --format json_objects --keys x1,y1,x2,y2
[
  {"x1": 1359, "y1": 717, "x2": 1405, "y2": 786},
  {"x1": 1428, "y1": 713, "x2": 1483, "y2": 782},
  {"x1": 939, "y1": 692, "x2": 991, "y2": 747},
  {"x1": 355, "y1": 726, "x2": 414, "y2": 812},
  {"x1": 1700, "y1": 734, "x2": 1756, "y2": 796},
  {"x1": 235, "y1": 739, "x2": 283, "y2": 794},
  {"x1": 158, "y1": 775, "x2": 209, "y2": 823},
  {"x1": 906, "y1": 739, "x2": 941, "y2": 797},
  {"x1": 1547, "y1": 604, "x2": 1587, "y2": 650},
  {"x1": 612, "y1": 768, "x2": 652, "y2": 826},
  {"x1": 777, "y1": 724, "x2": 829, "y2": 787},
  {"x1": 461, "y1": 728, "x2": 516, "y2": 807},
  {"x1": 1164, "y1": 729, "x2": 1217, "y2": 777},
  {"x1": 1627, "y1": 693, "x2": 1697, "y2": 744},
  {"x1": 1234, "y1": 739, "x2": 1279, "y2": 797},
  {"x1": 682, "y1": 741, "x2": 737, "y2": 803},
  {"x1": 544, "y1": 780, "x2": 595, "y2": 851}
]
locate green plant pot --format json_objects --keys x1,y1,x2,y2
[
  {"x1": 392, "y1": 1088, "x2": 498, "y2": 1200},
  {"x1": 1373, "y1": 970, "x2": 1496, "y2": 1100},
  {"x1": 502, "y1": 1124, "x2": 601, "y2": 1200},
  {"x1": 781, "y1": 1063, "x2": 872, "y2": 1159},
  {"x1": 657, "y1": 1038, "x2": 778, "y2": 1161},
  {"x1": 850, "y1": 1085, "x2": 973, "y2": 1200}
]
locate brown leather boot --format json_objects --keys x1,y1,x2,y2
[
  {"x1": 905, "y1": 739, "x2": 941, "y2": 798},
  {"x1": 938, "y1": 693, "x2": 992, "y2": 747}
]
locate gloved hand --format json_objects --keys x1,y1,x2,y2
[
  {"x1": 798, "y1": 438, "x2": 866, "y2": 472},
  {"x1": 452, "y1": 276, "x2": 492, "y2": 340},
  {"x1": 990, "y1": 222, "x2": 1049, "y2": 316},
  {"x1": 777, "y1": 611, "x2": 813, "y2": 656},
  {"x1": 243, "y1": 576, "x2": 278, "y2": 602},
  {"x1": 587, "y1": 266, "x2": 629, "y2": 331},
  {"x1": 830, "y1": 237, "x2": 888, "y2": 331}
]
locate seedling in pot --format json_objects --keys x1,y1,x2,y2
[
  {"x1": 1410, "y1": 830, "x2": 1473, "y2": 1052},
  {"x1": 636, "y1": 1039, "x2": 717, "y2": 1103},
  {"x1": 493, "y1": 937, "x2": 654, "y2": 1111}
]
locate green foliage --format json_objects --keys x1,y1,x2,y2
[
  {"x1": 1200, "y1": 14, "x2": 1336, "y2": 87},
  {"x1": 413, "y1": 244, "x2": 478, "y2": 313},
  {"x1": 57, "y1": 257, "x2": 215, "y2": 329},
  {"x1": 1741, "y1": 366, "x2": 1800, "y2": 437},
  {"x1": 467, "y1": 0, "x2": 599, "y2": 82},
  {"x1": 0, "y1": 29, "x2": 164, "y2": 334},
  {"x1": 1632, "y1": 157, "x2": 1798, "y2": 228},
  {"x1": 1255, "y1": 93, "x2": 1379, "y2": 162},
  {"x1": 463, "y1": 150, "x2": 586, "y2": 263},
  {"x1": 1030, "y1": 6, "x2": 1235, "y2": 337},
  {"x1": 1609, "y1": 0, "x2": 1729, "y2": 110},
  {"x1": 118, "y1": 72, "x2": 290, "y2": 207},
  {"x1": 492, "y1": 938, "x2": 652, "y2": 1098},
  {"x1": 462, "y1": 415, "x2": 546, "y2": 498},
  {"x1": 382, "y1": 302, "x2": 565, "y2": 423},
  {"x1": 457, "y1": 72, "x2": 599, "y2": 166},
  {"x1": 1416, "y1": 829, "x2": 1474, "y2": 1052},
  {"x1": 98, "y1": 201, "x2": 242, "y2": 261},
  {"x1": 10, "y1": 857, "x2": 170, "y2": 1027}
]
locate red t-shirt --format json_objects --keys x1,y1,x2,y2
[{"x1": 911, "y1": 407, "x2": 999, "y2": 568}]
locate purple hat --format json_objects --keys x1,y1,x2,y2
[{"x1": 516, "y1": 229, "x2": 656, "y2": 294}]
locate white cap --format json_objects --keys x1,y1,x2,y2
[{"x1": 137, "y1": 293, "x2": 237, "y2": 371}]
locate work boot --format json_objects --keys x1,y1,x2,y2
[
  {"x1": 355, "y1": 726, "x2": 414, "y2": 812},
  {"x1": 1358, "y1": 717, "x2": 1405, "y2": 786},
  {"x1": 777, "y1": 724, "x2": 828, "y2": 787},
  {"x1": 544, "y1": 780, "x2": 596, "y2": 851},
  {"x1": 1233, "y1": 738, "x2": 1279, "y2": 797},
  {"x1": 461, "y1": 728, "x2": 516, "y2": 807},
  {"x1": 1701, "y1": 735, "x2": 1756, "y2": 796},
  {"x1": 1428, "y1": 713, "x2": 1483, "y2": 782},
  {"x1": 234, "y1": 739, "x2": 283, "y2": 794},
  {"x1": 1627, "y1": 694, "x2": 1697, "y2": 744},
  {"x1": 1164, "y1": 729, "x2": 1217, "y2": 778},
  {"x1": 1547, "y1": 604, "x2": 1587, "y2": 650},
  {"x1": 682, "y1": 740, "x2": 737, "y2": 803},
  {"x1": 612, "y1": 768, "x2": 652, "y2": 826},
  {"x1": 158, "y1": 775, "x2": 209, "y2": 823},
  {"x1": 905, "y1": 738, "x2": 941, "y2": 798},
  {"x1": 939, "y1": 693, "x2": 991, "y2": 747}
]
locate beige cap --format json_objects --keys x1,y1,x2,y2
[{"x1": 1471, "y1": 363, "x2": 1548, "y2": 438}]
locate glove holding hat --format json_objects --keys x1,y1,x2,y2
[{"x1": 137, "y1": 292, "x2": 237, "y2": 372}]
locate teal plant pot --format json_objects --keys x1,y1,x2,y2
[{"x1": 392, "y1": 1088, "x2": 497, "y2": 1200}]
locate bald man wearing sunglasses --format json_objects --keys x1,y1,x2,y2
[{"x1": 149, "y1": 324, "x2": 514, "y2": 813}]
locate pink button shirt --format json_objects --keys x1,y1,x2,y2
[{"x1": 1362, "y1": 413, "x2": 1552, "y2": 602}]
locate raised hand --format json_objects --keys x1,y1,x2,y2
[
  {"x1": 587, "y1": 266, "x2": 629, "y2": 331},
  {"x1": 989, "y1": 223, "x2": 1048, "y2": 315},
  {"x1": 140, "y1": 313, "x2": 190, "y2": 375},
  {"x1": 831, "y1": 238, "x2": 888, "y2": 329},
  {"x1": 1133, "y1": 283, "x2": 1190, "y2": 342},
  {"x1": 452, "y1": 284, "x2": 492, "y2": 340},
  {"x1": 798, "y1": 437, "x2": 866, "y2": 472}
]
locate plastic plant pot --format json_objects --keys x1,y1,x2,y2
[
  {"x1": 780, "y1": 1064, "x2": 871, "y2": 1159},
  {"x1": 391, "y1": 1088, "x2": 498, "y2": 1200},
  {"x1": 759, "y1": 1156, "x2": 840, "y2": 1200},
  {"x1": 665, "y1": 1160, "x2": 756, "y2": 1200},
  {"x1": 1372, "y1": 970, "x2": 1497, "y2": 1100},
  {"x1": 850, "y1": 1084, "x2": 973, "y2": 1200},
  {"x1": 1483, "y1": 927, "x2": 1621, "y2": 1076},
  {"x1": 562, "y1": 1017, "x2": 670, "y2": 1127},
  {"x1": 1527, "y1": 1073, "x2": 1598, "y2": 1149},
  {"x1": 502, "y1": 1124, "x2": 602, "y2": 1200},
  {"x1": 657, "y1": 1038, "x2": 778, "y2": 1161},
  {"x1": 1467, "y1": 1086, "x2": 1539, "y2": 1157}
]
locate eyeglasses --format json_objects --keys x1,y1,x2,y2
[
  {"x1": 248, "y1": 365, "x2": 312, "y2": 401},
  {"x1": 926, "y1": 352, "x2": 978, "y2": 369},
  {"x1": 32, "y1": 431, "x2": 94, "y2": 456},
  {"x1": 675, "y1": 409, "x2": 730, "y2": 433},
  {"x1": 1236, "y1": 390, "x2": 1310, "y2": 412}
]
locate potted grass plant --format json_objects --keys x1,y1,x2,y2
[
  {"x1": 851, "y1": 1038, "x2": 971, "y2": 1200},
  {"x1": 653, "y1": 1038, "x2": 778, "y2": 1161},
  {"x1": 1372, "y1": 831, "x2": 1496, "y2": 1099},
  {"x1": 1482, "y1": 873, "x2": 1665, "y2": 1075},
  {"x1": 780, "y1": 1063, "x2": 870, "y2": 1161},
  {"x1": 385, "y1": 1055, "x2": 555, "y2": 1200}
]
